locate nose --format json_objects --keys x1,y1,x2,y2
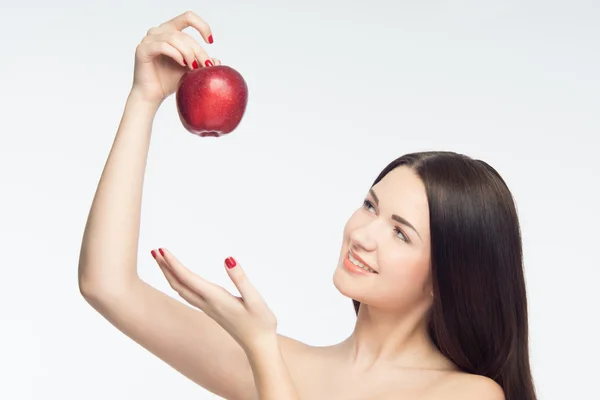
[{"x1": 349, "y1": 222, "x2": 378, "y2": 253}]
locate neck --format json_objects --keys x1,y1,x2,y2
[{"x1": 339, "y1": 301, "x2": 455, "y2": 372}]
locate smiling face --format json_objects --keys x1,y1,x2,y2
[{"x1": 333, "y1": 166, "x2": 433, "y2": 312}]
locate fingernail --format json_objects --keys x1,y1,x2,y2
[
  {"x1": 151, "y1": 250, "x2": 157, "y2": 259},
  {"x1": 225, "y1": 257, "x2": 236, "y2": 269},
  {"x1": 159, "y1": 248, "x2": 165, "y2": 257},
  {"x1": 208, "y1": 34, "x2": 214, "y2": 44},
  {"x1": 204, "y1": 59, "x2": 213, "y2": 67},
  {"x1": 192, "y1": 60, "x2": 199, "y2": 69}
]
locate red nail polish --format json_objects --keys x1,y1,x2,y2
[
  {"x1": 225, "y1": 257, "x2": 236, "y2": 269},
  {"x1": 208, "y1": 34, "x2": 214, "y2": 44},
  {"x1": 192, "y1": 60, "x2": 199, "y2": 69},
  {"x1": 159, "y1": 248, "x2": 165, "y2": 257},
  {"x1": 183, "y1": 60, "x2": 187, "y2": 66},
  {"x1": 204, "y1": 59, "x2": 213, "y2": 67},
  {"x1": 151, "y1": 250, "x2": 157, "y2": 259}
]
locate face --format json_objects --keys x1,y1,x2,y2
[{"x1": 333, "y1": 166, "x2": 432, "y2": 312}]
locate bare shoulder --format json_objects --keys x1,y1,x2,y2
[
  {"x1": 278, "y1": 333, "x2": 312, "y2": 351},
  {"x1": 436, "y1": 372, "x2": 505, "y2": 400},
  {"x1": 460, "y1": 374, "x2": 504, "y2": 399},
  {"x1": 275, "y1": 335, "x2": 339, "y2": 387},
  {"x1": 276, "y1": 333, "x2": 317, "y2": 365}
]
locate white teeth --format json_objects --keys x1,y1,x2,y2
[{"x1": 349, "y1": 252, "x2": 376, "y2": 273}]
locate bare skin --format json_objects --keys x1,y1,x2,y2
[
  {"x1": 78, "y1": 10, "x2": 504, "y2": 400},
  {"x1": 286, "y1": 343, "x2": 500, "y2": 400}
]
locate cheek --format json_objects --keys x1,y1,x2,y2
[{"x1": 380, "y1": 247, "x2": 431, "y2": 292}]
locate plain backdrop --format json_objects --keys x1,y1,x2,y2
[{"x1": 1, "y1": 0, "x2": 598, "y2": 399}]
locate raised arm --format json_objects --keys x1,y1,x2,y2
[{"x1": 77, "y1": 11, "x2": 260, "y2": 400}]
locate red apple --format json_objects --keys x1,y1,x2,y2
[{"x1": 176, "y1": 65, "x2": 248, "y2": 137}]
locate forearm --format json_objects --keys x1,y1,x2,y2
[
  {"x1": 78, "y1": 89, "x2": 161, "y2": 293},
  {"x1": 246, "y1": 337, "x2": 301, "y2": 400}
]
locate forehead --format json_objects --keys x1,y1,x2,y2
[{"x1": 371, "y1": 167, "x2": 430, "y2": 233}]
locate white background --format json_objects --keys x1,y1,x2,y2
[{"x1": 1, "y1": 0, "x2": 598, "y2": 399}]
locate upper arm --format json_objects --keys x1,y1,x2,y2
[{"x1": 82, "y1": 278, "x2": 259, "y2": 400}]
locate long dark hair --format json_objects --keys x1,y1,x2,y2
[{"x1": 352, "y1": 151, "x2": 536, "y2": 400}]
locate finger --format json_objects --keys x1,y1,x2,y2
[
  {"x1": 223, "y1": 257, "x2": 263, "y2": 306},
  {"x1": 160, "y1": 10, "x2": 214, "y2": 44},
  {"x1": 151, "y1": 249, "x2": 207, "y2": 308},
  {"x1": 159, "y1": 248, "x2": 219, "y2": 301},
  {"x1": 151, "y1": 249, "x2": 186, "y2": 291},
  {"x1": 210, "y1": 57, "x2": 221, "y2": 66},
  {"x1": 172, "y1": 31, "x2": 212, "y2": 68},
  {"x1": 137, "y1": 41, "x2": 186, "y2": 67},
  {"x1": 148, "y1": 31, "x2": 209, "y2": 70}
]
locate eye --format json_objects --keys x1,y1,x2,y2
[
  {"x1": 393, "y1": 227, "x2": 409, "y2": 243},
  {"x1": 362, "y1": 199, "x2": 376, "y2": 213}
]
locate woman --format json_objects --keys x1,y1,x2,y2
[{"x1": 78, "y1": 10, "x2": 537, "y2": 400}]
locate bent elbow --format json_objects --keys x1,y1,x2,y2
[{"x1": 78, "y1": 269, "x2": 135, "y2": 308}]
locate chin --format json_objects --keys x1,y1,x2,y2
[{"x1": 332, "y1": 263, "x2": 366, "y2": 303}]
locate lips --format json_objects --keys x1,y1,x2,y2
[{"x1": 349, "y1": 250, "x2": 378, "y2": 273}]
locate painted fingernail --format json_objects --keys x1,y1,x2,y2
[
  {"x1": 192, "y1": 60, "x2": 199, "y2": 69},
  {"x1": 159, "y1": 248, "x2": 165, "y2": 257},
  {"x1": 204, "y1": 59, "x2": 213, "y2": 67},
  {"x1": 151, "y1": 250, "x2": 157, "y2": 259},
  {"x1": 208, "y1": 34, "x2": 214, "y2": 44},
  {"x1": 225, "y1": 257, "x2": 236, "y2": 269}
]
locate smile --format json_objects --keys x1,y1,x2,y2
[{"x1": 344, "y1": 251, "x2": 378, "y2": 274}]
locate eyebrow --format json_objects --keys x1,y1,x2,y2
[{"x1": 369, "y1": 189, "x2": 422, "y2": 241}]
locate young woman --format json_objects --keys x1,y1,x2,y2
[{"x1": 78, "y1": 10, "x2": 537, "y2": 400}]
